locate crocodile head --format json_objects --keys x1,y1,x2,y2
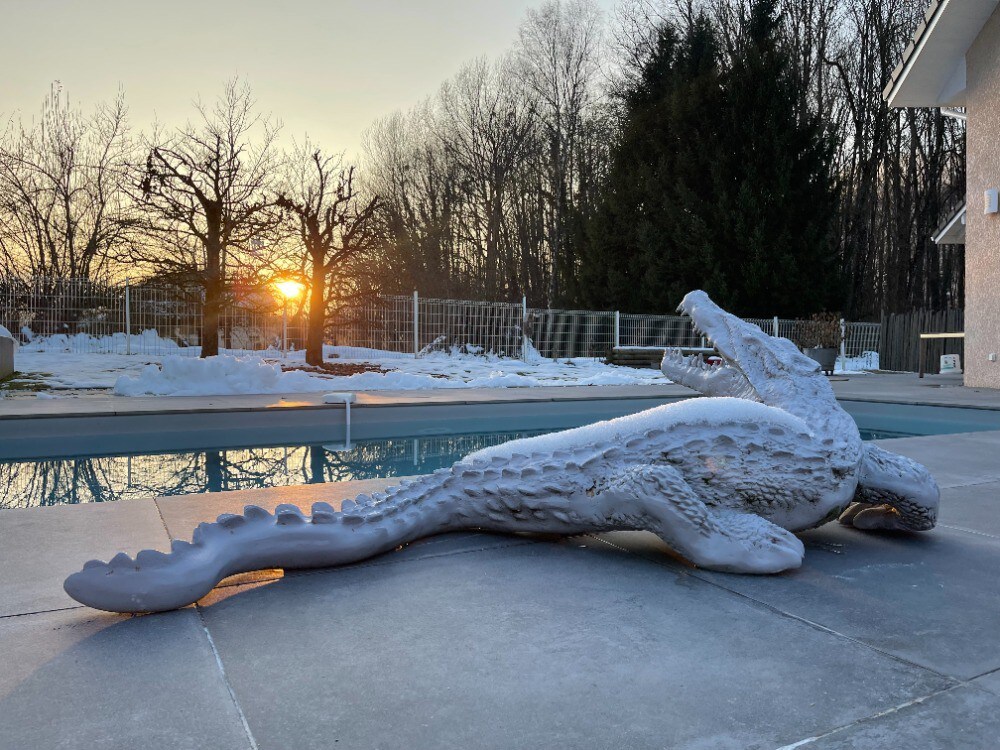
[{"x1": 660, "y1": 291, "x2": 852, "y2": 430}]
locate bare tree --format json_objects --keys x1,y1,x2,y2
[
  {"x1": 435, "y1": 57, "x2": 538, "y2": 299},
  {"x1": 276, "y1": 142, "x2": 380, "y2": 366},
  {"x1": 0, "y1": 84, "x2": 135, "y2": 281},
  {"x1": 132, "y1": 79, "x2": 279, "y2": 357},
  {"x1": 516, "y1": 0, "x2": 605, "y2": 302}
]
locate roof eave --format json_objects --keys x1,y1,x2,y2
[
  {"x1": 884, "y1": 0, "x2": 999, "y2": 108},
  {"x1": 932, "y1": 203, "x2": 967, "y2": 245}
]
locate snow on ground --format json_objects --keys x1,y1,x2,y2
[
  {"x1": 14, "y1": 351, "x2": 158, "y2": 390},
  {"x1": 112, "y1": 351, "x2": 667, "y2": 396},
  {"x1": 113, "y1": 356, "x2": 335, "y2": 397},
  {"x1": 836, "y1": 352, "x2": 879, "y2": 374},
  {"x1": 7, "y1": 338, "x2": 668, "y2": 396},
  {"x1": 4, "y1": 331, "x2": 882, "y2": 397}
]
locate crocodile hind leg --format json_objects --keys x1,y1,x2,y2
[
  {"x1": 603, "y1": 464, "x2": 805, "y2": 574},
  {"x1": 839, "y1": 444, "x2": 940, "y2": 532}
]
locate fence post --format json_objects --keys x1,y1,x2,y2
[
  {"x1": 412, "y1": 290, "x2": 419, "y2": 358},
  {"x1": 614, "y1": 311, "x2": 620, "y2": 349},
  {"x1": 521, "y1": 295, "x2": 528, "y2": 360},
  {"x1": 839, "y1": 318, "x2": 847, "y2": 373},
  {"x1": 124, "y1": 278, "x2": 132, "y2": 355},
  {"x1": 773, "y1": 316, "x2": 779, "y2": 338}
]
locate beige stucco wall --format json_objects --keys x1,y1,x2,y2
[{"x1": 965, "y1": 10, "x2": 1000, "y2": 388}]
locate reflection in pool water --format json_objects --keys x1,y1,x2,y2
[
  {"x1": 0, "y1": 431, "x2": 551, "y2": 509},
  {"x1": 0, "y1": 426, "x2": 908, "y2": 510}
]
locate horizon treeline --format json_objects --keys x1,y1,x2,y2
[
  {"x1": 364, "y1": 0, "x2": 964, "y2": 319},
  {"x1": 0, "y1": 0, "x2": 965, "y2": 321}
]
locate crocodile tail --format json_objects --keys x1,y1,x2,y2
[{"x1": 63, "y1": 472, "x2": 455, "y2": 614}]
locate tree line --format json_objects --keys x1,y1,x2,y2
[
  {"x1": 0, "y1": 0, "x2": 965, "y2": 351},
  {"x1": 363, "y1": 0, "x2": 965, "y2": 319}
]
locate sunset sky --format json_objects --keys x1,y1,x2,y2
[{"x1": 2, "y1": 0, "x2": 619, "y2": 161}]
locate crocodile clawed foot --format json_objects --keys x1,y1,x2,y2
[{"x1": 838, "y1": 502, "x2": 909, "y2": 531}]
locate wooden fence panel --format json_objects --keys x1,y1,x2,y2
[{"x1": 879, "y1": 309, "x2": 964, "y2": 373}]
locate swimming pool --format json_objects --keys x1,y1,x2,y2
[{"x1": 4, "y1": 398, "x2": 999, "y2": 509}]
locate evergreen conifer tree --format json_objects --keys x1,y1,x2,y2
[
  {"x1": 707, "y1": 0, "x2": 842, "y2": 317},
  {"x1": 572, "y1": 0, "x2": 842, "y2": 317}
]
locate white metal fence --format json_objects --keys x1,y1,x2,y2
[
  {"x1": 2, "y1": 278, "x2": 881, "y2": 363},
  {"x1": 1, "y1": 278, "x2": 305, "y2": 356}
]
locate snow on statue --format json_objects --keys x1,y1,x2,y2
[{"x1": 64, "y1": 291, "x2": 940, "y2": 613}]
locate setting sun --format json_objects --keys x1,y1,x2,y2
[{"x1": 274, "y1": 280, "x2": 304, "y2": 300}]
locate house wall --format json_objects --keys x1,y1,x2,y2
[{"x1": 966, "y1": 10, "x2": 1000, "y2": 388}]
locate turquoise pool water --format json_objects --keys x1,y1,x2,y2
[
  {"x1": 0, "y1": 423, "x2": 914, "y2": 510},
  {"x1": 4, "y1": 399, "x2": 999, "y2": 509}
]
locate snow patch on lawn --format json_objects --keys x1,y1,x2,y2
[
  {"x1": 113, "y1": 356, "x2": 334, "y2": 396},
  {"x1": 19, "y1": 329, "x2": 190, "y2": 354},
  {"x1": 836, "y1": 352, "x2": 879, "y2": 374}
]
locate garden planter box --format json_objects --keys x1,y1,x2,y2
[{"x1": 804, "y1": 346, "x2": 837, "y2": 376}]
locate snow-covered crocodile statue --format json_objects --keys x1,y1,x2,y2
[{"x1": 63, "y1": 290, "x2": 940, "y2": 613}]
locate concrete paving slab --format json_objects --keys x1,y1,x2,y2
[
  {"x1": 874, "y1": 431, "x2": 1000, "y2": 488},
  {"x1": 200, "y1": 542, "x2": 948, "y2": 750},
  {"x1": 679, "y1": 523, "x2": 1000, "y2": 680},
  {"x1": 0, "y1": 500, "x2": 169, "y2": 617},
  {"x1": 972, "y1": 668, "x2": 1000, "y2": 697},
  {"x1": 799, "y1": 684, "x2": 1000, "y2": 750},
  {"x1": 830, "y1": 373, "x2": 1000, "y2": 410},
  {"x1": 0, "y1": 607, "x2": 251, "y2": 750},
  {"x1": 0, "y1": 384, "x2": 691, "y2": 420},
  {"x1": 938, "y1": 481, "x2": 1000, "y2": 537}
]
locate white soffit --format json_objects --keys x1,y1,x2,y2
[
  {"x1": 932, "y1": 202, "x2": 966, "y2": 245},
  {"x1": 885, "y1": 0, "x2": 1000, "y2": 107}
]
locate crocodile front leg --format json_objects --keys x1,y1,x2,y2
[{"x1": 601, "y1": 464, "x2": 805, "y2": 574}]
